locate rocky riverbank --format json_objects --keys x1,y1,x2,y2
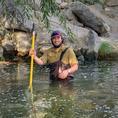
[{"x1": 0, "y1": 0, "x2": 118, "y2": 62}]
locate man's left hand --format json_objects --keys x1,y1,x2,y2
[{"x1": 58, "y1": 70, "x2": 69, "y2": 79}]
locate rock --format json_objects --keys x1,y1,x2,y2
[
  {"x1": 87, "y1": 30, "x2": 101, "y2": 53},
  {"x1": 1, "y1": 31, "x2": 31, "y2": 60},
  {"x1": 0, "y1": 46, "x2": 3, "y2": 59},
  {"x1": 74, "y1": 30, "x2": 101, "y2": 62},
  {"x1": 12, "y1": 32, "x2": 31, "y2": 56},
  {"x1": 70, "y1": 1, "x2": 110, "y2": 36},
  {"x1": 63, "y1": 6, "x2": 83, "y2": 27},
  {"x1": 105, "y1": 0, "x2": 118, "y2": 7},
  {"x1": 2, "y1": 37, "x2": 15, "y2": 51},
  {"x1": 4, "y1": 18, "x2": 33, "y2": 32},
  {"x1": 59, "y1": 2, "x2": 68, "y2": 9},
  {"x1": 2, "y1": 37, "x2": 17, "y2": 60}
]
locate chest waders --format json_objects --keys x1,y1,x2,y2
[{"x1": 47, "y1": 47, "x2": 73, "y2": 81}]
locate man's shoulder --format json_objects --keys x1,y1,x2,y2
[
  {"x1": 65, "y1": 46, "x2": 73, "y2": 52},
  {"x1": 46, "y1": 47, "x2": 54, "y2": 53},
  {"x1": 62, "y1": 45, "x2": 70, "y2": 50}
]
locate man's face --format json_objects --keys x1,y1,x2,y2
[{"x1": 51, "y1": 35, "x2": 63, "y2": 47}]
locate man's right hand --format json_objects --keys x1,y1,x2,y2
[
  {"x1": 29, "y1": 49, "x2": 36, "y2": 58},
  {"x1": 29, "y1": 49, "x2": 44, "y2": 65}
]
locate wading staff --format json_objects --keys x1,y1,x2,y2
[
  {"x1": 29, "y1": 23, "x2": 36, "y2": 93},
  {"x1": 28, "y1": 24, "x2": 38, "y2": 118}
]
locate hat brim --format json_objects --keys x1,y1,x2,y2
[{"x1": 51, "y1": 35, "x2": 61, "y2": 39}]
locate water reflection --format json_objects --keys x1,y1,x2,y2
[{"x1": 0, "y1": 61, "x2": 118, "y2": 118}]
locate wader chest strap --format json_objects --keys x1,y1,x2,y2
[{"x1": 60, "y1": 47, "x2": 69, "y2": 61}]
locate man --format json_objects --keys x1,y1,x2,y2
[{"x1": 29, "y1": 30, "x2": 78, "y2": 81}]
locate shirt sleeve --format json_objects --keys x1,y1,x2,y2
[{"x1": 68, "y1": 48, "x2": 78, "y2": 65}]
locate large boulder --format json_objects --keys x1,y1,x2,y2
[
  {"x1": 83, "y1": 30, "x2": 101, "y2": 61},
  {"x1": 75, "y1": 30, "x2": 101, "y2": 62},
  {"x1": 1, "y1": 35, "x2": 17, "y2": 60},
  {"x1": 11, "y1": 32, "x2": 31, "y2": 56},
  {"x1": 3, "y1": 17, "x2": 33, "y2": 33},
  {"x1": 67, "y1": 1, "x2": 110, "y2": 36},
  {"x1": 1, "y1": 31, "x2": 31, "y2": 61}
]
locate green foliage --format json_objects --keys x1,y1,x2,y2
[
  {"x1": 0, "y1": 57, "x2": 5, "y2": 61},
  {"x1": 98, "y1": 42, "x2": 113, "y2": 55},
  {"x1": 0, "y1": 0, "x2": 34, "y2": 23},
  {"x1": 40, "y1": 0, "x2": 60, "y2": 28}
]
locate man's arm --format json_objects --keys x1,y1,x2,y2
[
  {"x1": 29, "y1": 49, "x2": 44, "y2": 65},
  {"x1": 33, "y1": 56, "x2": 44, "y2": 65},
  {"x1": 67, "y1": 63, "x2": 78, "y2": 74}
]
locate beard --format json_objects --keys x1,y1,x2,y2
[{"x1": 51, "y1": 40, "x2": 63, "y2": 48}]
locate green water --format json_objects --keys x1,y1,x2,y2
[{"x1": 0, "y1": 61, "x2": 118, "y2": 118}]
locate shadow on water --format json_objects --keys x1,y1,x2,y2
[{"x1": 0, "y1": 61, "x2": 118, "y2": 118}]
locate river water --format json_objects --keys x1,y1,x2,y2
[{"x1": 0, "y1": 61, "x2": 118, "y2": 118}]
